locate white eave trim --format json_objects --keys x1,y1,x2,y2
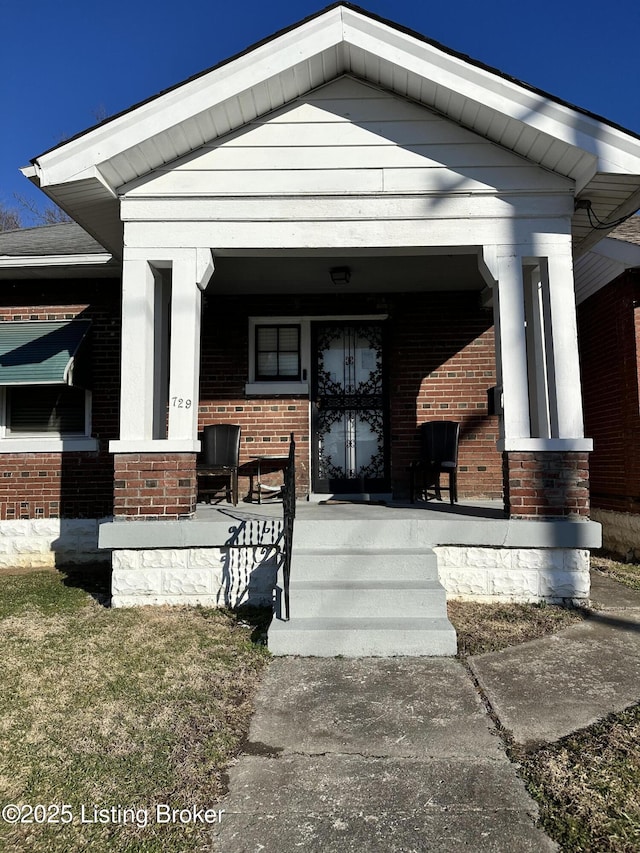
[
  {"x1": 591, "y1": 237, "x2": 640, "y2": 267},
  {"x1": 30, "y1": 9, "x2": 345, "y2": 187},
  {"x1": 30, "y1": 5, "x2": 640, "y2": 192},
  {"x1": 343, "y1": 9, "x2": 640, "y2": 174},
  {"x1": 0, "y1": 253, "x2": 113, "y2": 269}
]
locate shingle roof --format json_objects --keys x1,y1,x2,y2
[
  {"x1": 0, "y1": 222, "x2": 107, "y2": 257},
  {"x1": 609, "y1": 216, "x2": 640, "y2": 247}
]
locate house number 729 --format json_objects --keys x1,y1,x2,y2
[{"x1": 171, "y1": 397, "x2": 192, "y2": 408}]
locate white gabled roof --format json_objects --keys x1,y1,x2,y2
[{"x1": 23, "y1": 3, "x2": 640, "y2": 258}]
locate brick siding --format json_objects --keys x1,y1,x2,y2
[
  {"x1": 578, "y1": 270, "x2": 640, "y2": 514},
  {"x1": 113, "y1": 453, "x2": 197, "y2": 518},
  {"x1": 0, "y1": 282, "x2": 120, "y2": 519},
  {"x1": 199, "y1": 291, "x2": 502, "y2": 499},
  {"x1": 390, "y1": 291, "x2": 501, "y2": 498},
  {"x1": 1, "y1": 284, "x2": 504, "y2": 518},
  {"x1": 504, "y1": 451, "x2": 590, "y2": 519}
]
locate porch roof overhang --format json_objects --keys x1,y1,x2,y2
[
  {"x1": 22, "y1": 3, "x2": 640, "y2": 260},
  {"x1": 0, "y1": 222, "x2": 119, "y2": 280},
  {"x1": 574, "y1": 217, "x2": 640, "y2": 304}
]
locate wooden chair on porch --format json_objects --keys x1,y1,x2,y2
[
  {"x1": 410, "y1": 420, "x2": 460, "y2": 505},
  {"x1": 196, "y1": 424, "x2": 241, "y2": 506}
]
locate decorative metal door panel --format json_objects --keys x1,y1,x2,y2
[{"x1": 312, "y1": 322, "x2": 389, "y2": 494}]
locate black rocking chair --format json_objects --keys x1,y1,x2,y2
[
  {"x1": 196, "y1": 424, "x2": 241, "y2": 506},
  {"x1": 410, "y1": 420, "x2": 460, "y2": 505}
]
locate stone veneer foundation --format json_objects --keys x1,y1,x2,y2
[
  {"x1": 0, "y1": 518, "x2": 109, "y2": 568},
  {"x1": 435, "y1": 545, "x2": 590, "y2": 604},
  {"x1": 102, "y1": 508, "x2": 600, "y2": 608},
  {"x1": 109, "y1": 543, "x2": 591, "y2": 608},
  {"x1": 110, "y1": 546, "x2": 280, "y2": 608},
  {"x1": 590, "y1": 508, "x2": 640, "y2": 561}
]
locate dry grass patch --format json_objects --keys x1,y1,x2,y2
[
  {"x1": 0, "y1": 570, "x2": 270, "y2": 853},
  {"x1": 448, "y1": 599, "x2": 586, "y2": 657},
  {"x1": 518, "y1": 703, "x2": 640, "y2": 852},
  {"x1": 592, "y1": 553, "x2": 640, "y2": 591}
]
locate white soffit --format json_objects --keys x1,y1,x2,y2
[
  {"x1": 574, "y1": 234, "x2": 640, "y2": 304},
  {"x1": 24, "y1": 4, "x2": 640, "y2": 257}
]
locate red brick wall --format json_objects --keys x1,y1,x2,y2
[
  {"x1": 113, "y1": 453, "x2": 196, "y2": 518},
  {"x1": 199, "y1": 294, "x2": 310, "y2": 494},
  {"x1": 199, "y1": 291, "x2": 501, "y2": 499},
  {"x1": 390, "y1": 292, "x2": 501, "y2": 498},
  {"x1": 0, "y1": 282, "x2": 120, "y2": 519},
  {"x1": 504, "y1": 451, "x2": 590, "y2": 519},
  {"x1": 0, "y1": 284, "x2": 503, "y2": 517},
  {"x1": 578, "y1": 271, "x2": 640, "y2": 514}
]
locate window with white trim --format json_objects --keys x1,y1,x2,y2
[
  {"x1": 245, "y1": 314, "x2": 388, "y2": 396},
  {"x1": 4, "y1": 386, "x2": 90, "y2": 436},
  {"x1": 255, "y1": 324, "x2": 301, "y2": 381},
  {"x1": 246, "y1": 317, "x2": 309, "y2": 395}
]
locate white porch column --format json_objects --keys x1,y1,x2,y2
[
  {"x1": 493, "y1": 251, "x2": 531, "y2": 441},
  {"x1": 542, "y1": 248, "x2": 586, "y2": 439},
  {"x1": 119, "y1": 253, "x2": 156, "y2": 440},
  {"x1": 166, "y1": 251, "x2": 208, "y2": 441},
  {"x1": 111, "y1": 247, "x2": 214, "y2": 454},
  {"x1": 523, "y1": 264, "x2": 552, "y2": 438}
]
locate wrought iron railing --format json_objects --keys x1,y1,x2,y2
[{"x1": 281, "y1": 432, "x2": 296, "y2": 620}]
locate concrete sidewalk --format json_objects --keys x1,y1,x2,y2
[
  {"x1": 469, "y1": 571, "x2": 640, "y2": 747},
  {"x1": 211, "y1": 573, "x2": 640, "y2": 852}
]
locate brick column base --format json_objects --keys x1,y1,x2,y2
[
  {"x1": 503, "y1": 451, "x2": 590, "y2": 520},
  {"x1": 113, "y1": 453, "x2": 197, "y2": 519}
]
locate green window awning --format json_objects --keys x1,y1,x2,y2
[{"x1": 0, "y1": 320, "x2": 91, "y2": 387}]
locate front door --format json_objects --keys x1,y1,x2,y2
[{"x1": 311, "y1": 321, "x2": 389, "y2": 494}]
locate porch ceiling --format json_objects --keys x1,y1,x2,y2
[
  {"x1": 209, "y1": 251, "x2": 484, "y2": 294},
  {"x1": 23, "y1": 4, "x2": 640, "y2": 259}
]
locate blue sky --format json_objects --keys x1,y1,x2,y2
[{"x1": 1, "y1": 0, "x2": 639, "y2": 223}]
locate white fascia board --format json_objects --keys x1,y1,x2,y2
[
  {"x1": 343, "y1": 8, "x2": 640, "y2": 176},
  {"x1": 31, "y1": 10, "x2": 345, "y2": 189},
  {"x1": 30, "y1": 4, "x2": 640, "y2": 198},
  {"x1": 588, "y1": 236, "x2": 640, "y2": 267},
  {"x1": 0, "y1": 253, "x2": 113, "y2": 269}
]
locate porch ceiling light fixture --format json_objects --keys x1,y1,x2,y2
[{"x1": 330, "y1": 266, "x2": 351, "y2": 285}]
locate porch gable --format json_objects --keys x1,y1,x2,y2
[{"x1": 122, "y1": 76, "x2": 574, "y2": 203}]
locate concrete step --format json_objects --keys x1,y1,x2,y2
[
  {"x1": 288, "y1": 579, "x2": 447, "y2": 618},
  {"x1": 291, "y1": 548, "x2": 439, "y2": 582},
  {"x1": 294, "y1": 518, "x2": 430, "y2": 549},
  {"x1": 268, "y1": 538, "x2": 456, "y2": 657},
  {"x1": 268, "y1": 616, "x2": 458, "y2": 657}
]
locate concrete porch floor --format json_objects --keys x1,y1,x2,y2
[
  {"x1": 189, "y1": 496, "x2": 600, "y2": 550},
  {"x1": 194, "y1": 496, "x2": 506, "y2": 524},
  {"x1": 100, "y1": 495, "x2": 600, "y2": 553}
]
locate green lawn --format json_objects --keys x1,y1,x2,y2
[
  {"x1": 3, "y1": 559, "x2": 639, "y2": 852},
  {"x1": 517, "y1": 704, "x2": 640, "y2": 852},
  {"x1": 592, "y1": 553, "x2": 640, "y2": 590},
  {"x1": 0, "y1": 569, "x2": 270, "y2": 853}
]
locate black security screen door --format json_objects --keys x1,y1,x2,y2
[{"x1": 311, "y1": 322, "x2": 389, "y2": 494}]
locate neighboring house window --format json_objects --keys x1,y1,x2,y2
[
  {"x1": 5, "y1": 386, "x2": 88, "y2": 436},
  {"x1": 255, "y1": 325, "x2": 301, "y2": 381}
]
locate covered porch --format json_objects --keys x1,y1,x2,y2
[
  {"x1": 29, "y1": 4, "x2": 640, "y2": 637},
  {"x1": 108, "y1": 242, "x2": 591, "y2": 517}
]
